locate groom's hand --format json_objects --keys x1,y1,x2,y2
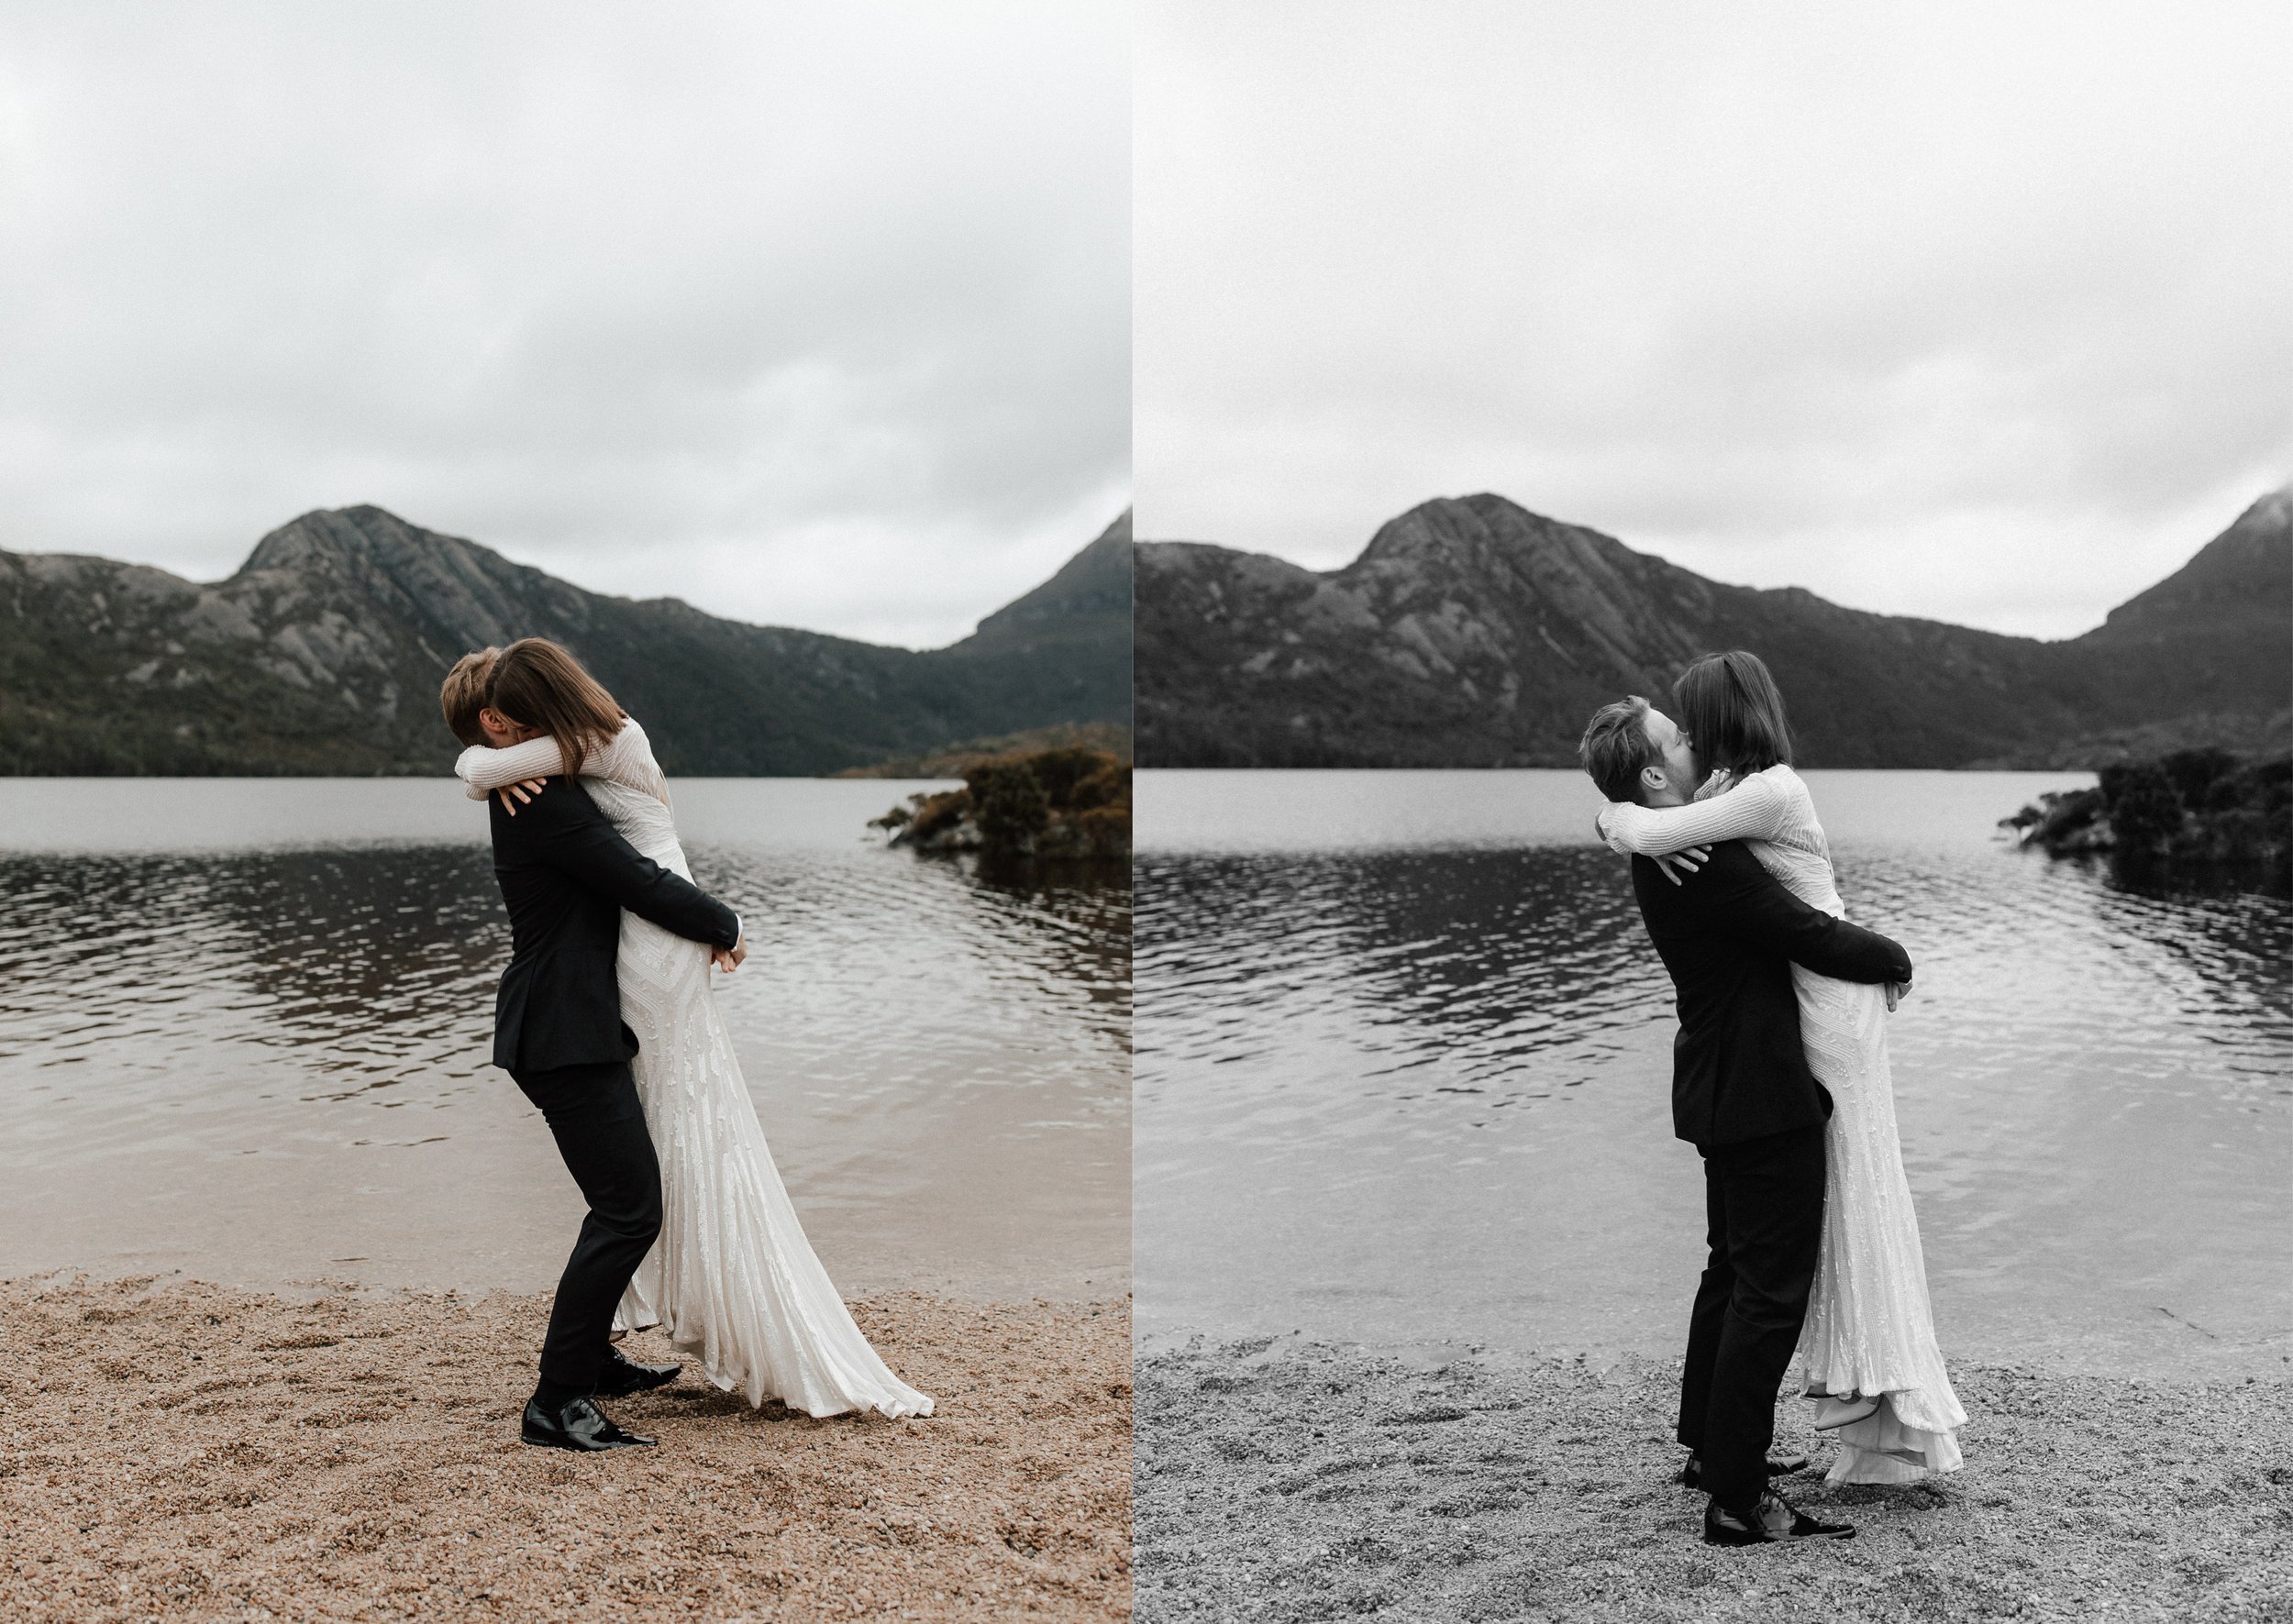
[
  {"x1": 1885, "y1": 979, "x2": 1911, "y2": 1012},
  {"x1": 711, "y1": 934, "x2": 748, "y2": 973},
  {"x1": 1651, "y1": 845, "x2": 1714, "y2": 886},
  {"x1": 494, "y1": 779, "x2": 549, "y2": 816}
]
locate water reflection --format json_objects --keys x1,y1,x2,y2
[
  {"x1": 1143, "y1": 840, "x2": 2291, "y2": 1140},
  {"x1": 2, "y1": 847, "x2": 506, "y2": 1113},
  {"x1": 948, "y1": 853, "x2": 1134, "y2": 1040},
  {"x1": 0, "y1": 780, "x2": 1130, "y2": 1294},
  {"x1": 1143, "y1": 849, "x2": 1663, "y2": 1099},
  {"x1": 2, "y1": 841, "x2": 1129, "y2": 1121},
  {"x1": 1135, "y1": 770, "x2": 2293, "y2": 1375}
]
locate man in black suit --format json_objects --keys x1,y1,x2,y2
[
  {"x1": 1579, "y1": 697, "x2": 1912, "y2": 1545},
  {"x1": 471, "y1": 709, "x2": 745, "y2": 1453}
]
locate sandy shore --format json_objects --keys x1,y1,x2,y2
[
  {"x1": 3, "y1": 1274, "x2": 1131, "y2": 1622},
  {"x1": 1136, "y1": 1336, "x2": 2293, "y2": 1623}
]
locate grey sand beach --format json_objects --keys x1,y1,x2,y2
[{"x1": 1135, "y1": 1337, "x2": 2293, "y2": 1623}]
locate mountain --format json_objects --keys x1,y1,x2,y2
[
  {"x1": 2060, "y1": 490, "x2": 2291, "y2": 742},
  {"x1": 1135, "y1": 492, "x2": 2290, "y2": 769},
  {"x1": 932, "y1": 509, "x2": 1132, "y2": 731},
  {"x1": 0, "y1": 505, "x2": 1133, "y2": 776}
]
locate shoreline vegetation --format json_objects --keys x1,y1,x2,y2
[
  {"x1": 0, "y1": 505, "x2": 1131, "y2": 779},
  {"x1": 1136, "y1": 1336, "x2": 2293, "y2": 1623},
  {"x1": 5, "y1": 1274, "x2": 1133, "y2": 1623},
  {"x1": 2003, "y1": 747, "x2": 2292, "y2": 898},
  {"x1": 832, "y1": 721, "x2": 1132, "y2": 780},
  {"x1": 871, "y1": 744, "x2": 1132, "y2": 860}
]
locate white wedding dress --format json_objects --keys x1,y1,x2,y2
[
  {"x1": 460, "y1": 719, "x2": 932, "y2": 1420},
  {"x1": 1601, "y1": 765, "x2": 1963, "y2": 1484}
]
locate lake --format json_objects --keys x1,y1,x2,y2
[
  {"x1": 1135, "y1": 769, "x2": 2293, "y2": 1379},
  {"x1": 0, "y1": 778, "x2": 1129, "y2": 1301}
]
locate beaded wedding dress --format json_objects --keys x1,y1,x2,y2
[
  {"x1": 1600, "y1": 765, "x2": 1963, "y2": 1484},
  {"x1": 460, "y1": 719, "x2": 932, "y2": 1419}
]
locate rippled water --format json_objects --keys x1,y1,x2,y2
[
  {"x1": 0, "y1": 779, "x2": 1129, "y2": 1298},
  {"x1": 1136, "y1": 770, "x2": 2293, "y2": 1376}
]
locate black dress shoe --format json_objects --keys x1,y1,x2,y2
[
  {"x1": 1702, "y1": 1489, "x2": 1855, "y2": 1546},
  {"x1": 593, "y1": 1347, "x2": 683, "y2": 1398},
  {"x1": 1678, "y1": 1452, "x2": 1809, "y2": 1490},
  {"x1": 520, "y1": 1395, "x2": 658, "y2": 1453}
]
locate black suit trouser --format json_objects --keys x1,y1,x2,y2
[
  {"x1": 1677, "y1": 1121, "x2": 1826, "y2": 1512},
  {"x1": 511, "y1": 1058, "x2": 662, "y2": 1393}
]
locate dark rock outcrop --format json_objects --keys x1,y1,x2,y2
[
  {"x1": 1135, "y1": 492, "x2": 2291, "y2": 770},
  {"x1": 2002, "y1": 747, "x2": 2292, "y2": 897},
  {"x1": 873, "y1": 746, "x2": 1131, "y2": 860},
  {"x1": 0, "y1": 505, "x2": 1133, "y2": 776}
]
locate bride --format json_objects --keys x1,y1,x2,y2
[
  {"x1": 457, "y1": 637, "x2": 931, "y2": 1420},
  {"x1": 1595, "y1": 649, "x2": 1962, "y2": 1485}
]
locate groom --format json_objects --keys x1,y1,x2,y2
[
  {"x1": 441, "y1": 652, "x2": 748, "y2": 1453},
  {"x1": 1579, "y1": 696, "x2": 1912, "y2": 1545}
]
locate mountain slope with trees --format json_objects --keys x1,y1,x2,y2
[
  {"x1": 0, "y1": 505, "x2": 1133, "y2": 776},
  {"x1": 1135, "y1": 492, "x2": 2290, "y2": 769}
]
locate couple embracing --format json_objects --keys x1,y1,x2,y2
[
  {"x1": 1579, "y1": 649, "x2": 1964, "y2": 1546},
  {"x1": 438, "y1": 637, "x2": 931, "y2": 1452}
]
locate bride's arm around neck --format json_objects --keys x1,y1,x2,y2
[
  {"x1": 455, "y1": 717, "x2": 662, "y2": 802},
  {"x1": 1596, "y1": 764, "x2": 1794, "y2": 858}
]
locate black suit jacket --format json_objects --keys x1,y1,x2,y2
[
  {"x1": 1631, "y1": 840, "x2": 1912, "y2": 1149},
  {"x1": 487, "y1": 776, "x2": 742, "y2": 1074}
]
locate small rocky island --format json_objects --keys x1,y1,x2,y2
[
  {"x1": 2003, "y1": 747, "x2": 2290, "y2": 897},
  {"x1": 872, "y1": 745, "x2": 1131, "y2": 860}
]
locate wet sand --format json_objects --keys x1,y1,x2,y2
[
  {"x1": 4, "y1": 1274, "x2": 1131, "y2": 1622},
  {"x1": 1135, "y1": 1336, "x2": 2293, "y2": 1623},
  {"x1": 0, "y1": 1057, "x2": 1128, "y2": 1309}
]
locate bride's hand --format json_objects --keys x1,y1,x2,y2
[
  {"x1": 494, "y1": 779, "x2": 548, "y2": 816},
  {"x1": 1650, "y1": 845, "x2": 1713, "y2": 886},
  {"x1": 711, "y1": 936, "x2": 748, "y2": 974}
]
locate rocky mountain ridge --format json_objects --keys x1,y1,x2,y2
[
  {"x1": 1135, "y1": 492, "x2": 2290, "y2": 769},
  {"x1": 931, "y1": 510, "x2": 1133, "y2": 733},
  {"x1": 1, "y1": 505, "x2": 1133, "y2": 776}
]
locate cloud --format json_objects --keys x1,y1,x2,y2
[
  {"x1": 0, "y1": 0, "x2": 1129, "y2": 647},
  {"x1": 1135, "y1": 0, "x2": 2293, "y2": 638}
]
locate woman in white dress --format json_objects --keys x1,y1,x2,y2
[
  {"x1": 459, "y1": 639, "x2": 931, "y2": 1420},
  {"x1": 1595, "y1": 650, "x2": 1962, "y2": 1485}
]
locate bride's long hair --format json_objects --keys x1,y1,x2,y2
[
  {"x1": 486, "y1": 638, "x2": 627, "y2": 776},
  {"x1": 1672, "y1": 649, "x2": 1792, "y2": 780}
]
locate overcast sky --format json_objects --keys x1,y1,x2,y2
[
  {"x1": 1136, "y1": 1, "x2": 2292, "y2": 640},
  {"x1": 0, "y1": 0, "x2": 1127, "y2": 648}
]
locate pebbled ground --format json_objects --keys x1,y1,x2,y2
[
  {"x1": 1135, "y1": 1335, "x2": 2293, "y2": 1623},
  {"x1": 2, "y1": 1274, "x2": 1131, "y2": 1621}
]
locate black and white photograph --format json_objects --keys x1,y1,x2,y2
[
  {"x1": 1133, "y1": 3, "x2": 2291, "y2": 1620},
  {"x1": 0, "y1": 3, "x2": 1131, "y2": 1618}
]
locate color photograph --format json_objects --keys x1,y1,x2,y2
[{"x1": 0, "y1": 4, "x2": 1130, "y2": 1618}]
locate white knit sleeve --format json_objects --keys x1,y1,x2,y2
[
  {"x1": 1594, "y1": 771, "x2": 1791, "y2": 857},
  {"x1": 454, "y1": 736, "x2": 569, "y2": 799}
]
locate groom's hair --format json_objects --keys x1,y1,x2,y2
[
  {"x1": 439, "y1": 647, "x2": 504, "y2": 746},
  {"x1": 1579, "y1": 696, "x2": 1658, "y2": 805}
]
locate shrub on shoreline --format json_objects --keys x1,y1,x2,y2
[
  {"x1": 2003, "y1": 747, "x2": 2290, "y2": 897},
  {"x1": 870, "y1": 746, "x2": 1131, "y2": 860}
]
